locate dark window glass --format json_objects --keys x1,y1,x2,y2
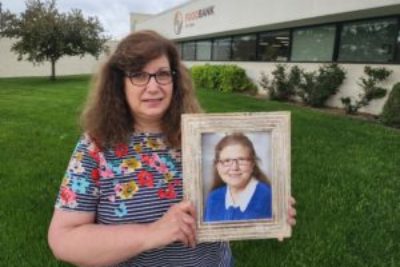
[
  {"x1": 232, "y1": 34, "x2": 257, "y2": 61},
  {"x1": 291, "y1": 25, "x2": 336, "y2": 61},
  {"x1": 176, "y1": 43, "x2": 182, "y2": 58},
  {"x1": 338, "y1": 18, "x2": 397, "y2": 63},
  {"x1": 397, "y1": 29, "x2": 400, "y2": 62},
  {"x1": 196, "y1": 40, "x2": 212, "y2": 61},
  {"x1": 212, "y1": 37, "x2": 231, "y2": 61},
  {"x1": 182, "y1": 42, "x2": 196, "y2": 61},
  {"x1": 257, "y1": 31, "x2": 290, "y2": 61}
]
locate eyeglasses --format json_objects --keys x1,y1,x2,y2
[
  {"x1": 126, "y1": 69, "x2": 176, "y2": 86},
  {"x1": 217, "y1": 157, "x2": 252, "y2": 167}
]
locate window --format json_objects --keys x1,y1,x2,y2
[
  {"x1": 396, "y1": 29, "x2": 400, "y2": 62},
  {"x1": 182, "y1": 42, "x2": 196, "y2": 61},
  {"x1": 232, "y1": 34, "x2": 257, "y2": 61},
  {"x1": 176, "y1": 43, "x2": 182, "y2": 58},
  {"x1": 338, "y1": 18, "x2": 398, "y2": 63},
  {"x1": 196, "y1": 40, "x2": 212, "y2": 61},
  {"x1": 257, "y1": 31, "x2": 290, "y2": 61},
  {"x1": 291, "y1": 25, "x2": 336, "y2": 61},
  {"x1": 212, "y1": 37, "x2": 231, "y2": 61}
]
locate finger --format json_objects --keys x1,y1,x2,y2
[
  {"x1": 179, "y1": 200, "x2": 197, "y2": 222},
  {"x1": 289, "y1": 196, "x2": 296, "y2": 206},
  {"x1": 287, "y1": 217, "x2": 296, "y2": 226},
  {"x1": 177, "y1": 199, "x2": 191, "y2": 209},
  {"x1": 177, "y1": 200, "x2": 192, "y2": 212},
  {"x1": 181, "y1": 200, "x2": 195, "y2": 212},
  {"x1": 288, "y1": 207, "x2": 296, "y2": 217},
  {"x1": 277, "y1": 235, "x2": 284, "y2": 242},
  {"x1": 177, "y1": 231, "x2": 189, "y2": 247},
  {"x1": 181, "y1": 213, "x2": 197, "y2": 245},
  {"x1": 179, "y1": 220, "x2": 196, "y2": 248},
  {"x1": 176, "y1": 201, "x2": 197, "y2": 247},
  {"x1": 187, "y1": 202, "x2": 197, "y2": 222},
  {"x1": 181, "y1": 213, "x2": 196, "y2": 228}
]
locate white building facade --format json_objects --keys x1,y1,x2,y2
[
  {"x1": 0, "y1": 38, "x2": 118, "y2": 79},
  {"x1": 133, "y1": 0, "x2": 400, "y2": 115}
]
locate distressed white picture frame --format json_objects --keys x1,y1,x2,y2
[{"x1": 182, "y1": 112, "x2": 291, "y2": 242}]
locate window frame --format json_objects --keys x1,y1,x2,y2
[{"x1": 176, "y1": 15, "x2": 400, "y2": 65}]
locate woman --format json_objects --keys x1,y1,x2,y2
[
  {"x1": 48, "y1": 30, "x2": 296, "y2": 267},
  {"x1": 204, "y1": 133, "x2": 272, "y2": 222}
]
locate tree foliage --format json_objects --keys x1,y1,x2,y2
[{"x1": 0, "y1": 0, "x2": 109, "y2": 80}]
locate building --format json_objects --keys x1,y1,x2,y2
[
  {"x1": 0, "y1": 38, "x2": 118, "y2": 79},
  {"x1": 132, "y1": 0, "x2": 400, "y2": 115}
]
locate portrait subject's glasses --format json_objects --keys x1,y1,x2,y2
[
  {"x1": 217, "y1": 157, "x2": 252, "y2": 167},
  {"x1": 126, "y1": 69, "x2": 176, "y2": 86}
]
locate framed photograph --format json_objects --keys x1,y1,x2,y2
[{"x1": 182, "y1": 112, "x2": 291, "y2": 242}]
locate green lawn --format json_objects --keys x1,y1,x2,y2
[{"x1": 0, "y1": 76, "x2": 399, "y2": 266}]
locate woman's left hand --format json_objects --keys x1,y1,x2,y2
[
  {"x1": 277, "y1": 196, "x2": 296, "y2": 241},
  {"x1": 287, "y1": 196, "x2": 296, "y2": 226}
]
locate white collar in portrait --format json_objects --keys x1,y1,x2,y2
[{"x1": 225, "y1": 178, "x2": 258, "y2": 212}]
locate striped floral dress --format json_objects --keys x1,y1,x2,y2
[{"x1": 55, "y1": 133, "x2": 232, "y2": 267}]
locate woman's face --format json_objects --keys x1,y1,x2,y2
[
  {"x1": 124, "y1": 55, "x2": 173, "y2": 126},
  {"x1": 216, "y1": 144, "x2": 254, "y2": 191}
]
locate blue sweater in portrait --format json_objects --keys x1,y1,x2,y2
[{"x1": 204, "y1": 182, "x2": 272, "y2": 222}]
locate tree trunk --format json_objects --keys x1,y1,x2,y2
[{"x1": 50, "y1": 58, "x2": 56, "y2": 81}]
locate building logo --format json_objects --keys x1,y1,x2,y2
[
  {"x1": 174, "y1": 11, "x2": 183, "y2": 35},
  {"x1": 173, "y1": 6, "x2": 215, "y2": 35}
]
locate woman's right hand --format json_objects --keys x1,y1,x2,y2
[{"x1": 148, "y1": 200, "x2": 197, "y2": 249}]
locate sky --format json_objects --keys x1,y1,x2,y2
[{"x1": 1, "y1": 0, "x2": 191, "y2": 40}]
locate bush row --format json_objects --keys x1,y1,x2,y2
[
  {"x1": 260, "y1": 64, "x2": 399, "y2": 128},
  {"x1": 190, "y1": 63, "x2": 399, "y2": 129},
  {"x1": 259, "y1": 64, "x2": 346, "y2": 107}
]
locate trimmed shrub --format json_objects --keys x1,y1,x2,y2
[
  {"x1": 381, "y1": 82, "x2": 400, "y2": 128},
  {"x1": 341, "y1": 66, "x2": 392, "y2": 114},
  {"x1": 191, "y1": 64, "x2": 256, "y2": 94},
  {"x1": 260, "y1": 64, "x2": 301, "y2": 101},
  {"x1": 297, "y1": 64, "x2": 346, "y2": 107},
  {"x1": 190, "y1": 64, "x2": 221, "y2": 90}
]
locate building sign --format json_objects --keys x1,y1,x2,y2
[
  {"x1": 174, "y1": 11, "x2": 184, "y2": 35},
  {"x1": 173, "y1": 5, "x2": 215, "y2": 35}
]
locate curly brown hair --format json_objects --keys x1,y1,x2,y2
[
  {"x1": 81, "y1": 30, "x2": 202, "y2": 149},
  {"x1": 211, "y1": 133, "x2": 271, "y2": 190}
]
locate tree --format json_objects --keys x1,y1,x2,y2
[{"x1": 0, "y1": 0, "x2": 109, "y2": 80}]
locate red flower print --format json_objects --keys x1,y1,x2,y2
[
  {"x1": 91, "y1": 168, "x2": 100, "y2": 185},
  {"x1": 138, "y1": 170, "x2": 154, "y2": 188},
  {"x1": 171, "y1": 179, "x2": 181, "y2": 187},
  {"x1": 158, "y1": 183, "x2": 177, "y2": 199},
  {"x1": 60, "y1": 186, "x2": 77, "y2": 205},
  {"x1": 141, "y1": 154, "x2": 154, "y2": 165},
  {"x1": 115, "y1": 143, "x2": 129, "y2": 158},
  {"x1": 89, "y1": 148, "x2": 100, "y2": 163}
]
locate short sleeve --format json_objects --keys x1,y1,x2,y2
[{"x1": 55, "y1": 134, "x2": 100, "y2": 212}]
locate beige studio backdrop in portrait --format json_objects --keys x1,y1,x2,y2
[{"x1": 182, "y1": 112, "x2": 291, "y2": 242}]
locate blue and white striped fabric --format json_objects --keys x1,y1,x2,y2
[{"x1": 55, "y1": 133, "x2": 232, "y2": 267}]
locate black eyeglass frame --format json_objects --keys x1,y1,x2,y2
[
  {"x1": 125, "y1": 70, "x2": 176, "y2": 86},
  {"x1": 216, "y1": 157, "x2": 253, "y2": 167}
]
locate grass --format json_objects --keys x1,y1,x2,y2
[{"x1": 0, "y1": 76, "x2": 399, "y2": 266}]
